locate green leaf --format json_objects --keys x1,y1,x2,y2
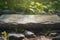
[{"x1": 36, "y1": 2, "x2": 42, "y2": 6}]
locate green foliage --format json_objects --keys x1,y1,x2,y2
[
  {"x1": 0, "y1": 0, "x2": 60, "y2": 14},
  {"x1": 2, "y1": 31, "x2": 7, "y2": 38}
]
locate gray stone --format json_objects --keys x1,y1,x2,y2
[
  {"x1": 2, "y1": 10, "x2": 13, "y2": 14},
  {"x1": 0, "y1": 14, "x2": 60, "y2": 24},
  {"x1": 52, "y1": 35, "x2": 60, "y2": 40},
  {"x1": 24, "y1": 30, "x2": 36, "y2": 37},
  {"x1": 8, "y1": 33, "x2": 25, "y2": 40},
  {"x1": 8, "y1": 33, "x2": 25, "y2": 37}
]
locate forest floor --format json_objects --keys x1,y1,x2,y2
[
  {"x1": 0, "y1": 35, "x2": 52, "y2": 40},
  {"x1": 24, "y1": 36, "x2": 52, "y2": 40}
]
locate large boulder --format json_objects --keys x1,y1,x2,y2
[
  {"x1": 0, "y1": 14, "x2": 60, "y2": 32},
  {"x1": 0, "y1": 14, "x2": 60, "y2": 24}
]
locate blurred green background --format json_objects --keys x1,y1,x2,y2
[{"x1": 0, "y1": 0, "x2": 60, "y2": 14}]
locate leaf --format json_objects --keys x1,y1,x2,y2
[
  {"x1": 36, "y1": 2, "x2": 42, "y2": 6},
  {"x1": 31, "y1": 1, "x2": 35, "y2": 5},
  {"x1": 42, "y1": 5, "x2": 47, "y2": 8}
]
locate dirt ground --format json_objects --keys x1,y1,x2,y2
[{"x1": 24, "y1": 36, "x2": 52, "y2": 40}]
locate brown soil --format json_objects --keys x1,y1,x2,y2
[{"x1": 24, "y1": 36, "x2": 52, "y2": 40}]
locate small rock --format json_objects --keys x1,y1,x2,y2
[
  {"x1": 8, "y1": 33, "x2": 25, "y2": 40},
  {"x1": 24, "y1": 30, "x2": 36, "y2": 38}
]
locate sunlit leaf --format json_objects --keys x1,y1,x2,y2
[
  {"x1": 29, "y1": 8, "x2": 34, "y2": 12},
  {"x1": 31, "y1": 1, "x2": 35, "y2": 5},
  {"x1": 36, "y1": 2, "x2": 42, "y2": 6},
  {"x1": 47, "y1": 5, "x2": 52, "y2": 7},
  {"x1": 29, "y1": 5, "x2": 32, "y2": 7},
  {"x1": 42, "y1": 5, "x2": 47, "y2": 8}
]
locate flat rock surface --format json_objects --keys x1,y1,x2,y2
[{"x1": 0, "y1": 14, "x2": 60, "y2": 24}]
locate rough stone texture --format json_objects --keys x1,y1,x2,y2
[
  {"x1": 0, "y1": 14, "x2": 60, "y2": 32},
  {"x1": 0, "y1": 14, "x2": 60, "y2": 24}
]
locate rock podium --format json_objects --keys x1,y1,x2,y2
[{"x1": 0, "y1": 14, "x2": 60, "y2": 32}]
